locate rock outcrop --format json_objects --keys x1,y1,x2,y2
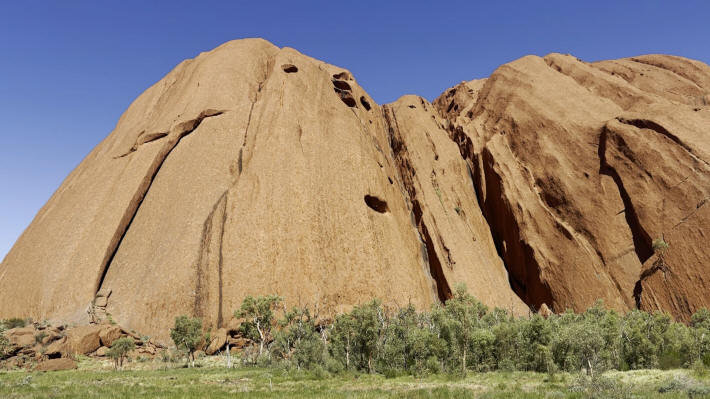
[
  {"x1": 0, "y1": 321, "x2": 164, "y2": 370},
  {"x1": 0, "y1": 39, "x2": 708, "y2": 341},
  {"x1": 434, "y1": 53, "x2": 710, "y2": 320}
]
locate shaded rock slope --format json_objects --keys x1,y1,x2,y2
[{"x1": 1, "y1": 39, "x2": 708, "y2": 341}]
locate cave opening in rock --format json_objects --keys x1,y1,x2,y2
[
  {"x1": 281, "y1": 64, "x2": 298, "y2": 73},
  {"x1": 360, "y1": 96, "x2": 371, "y2": 110},
  {"x1": 364, "y1": 195, "x2": 388, "y2": 213}
]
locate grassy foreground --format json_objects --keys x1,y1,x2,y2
[{"x1": 1, "y1": 359, "x2": 709, "y2": 398}]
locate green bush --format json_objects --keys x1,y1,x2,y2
[
  {"x1": 170, "y1": 315, "x2": 203, "y2": 368},
  {"x1": 107, "y1": 337, "x2": 135, "y2": 369},
  {"x1": 229, "y1": 290, "x2": 710, "y2": 376}
]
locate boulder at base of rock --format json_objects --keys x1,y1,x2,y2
[
  {"x1": 44, "y1": 336, "x2": 68, "y2": 358},
  {"x1": 95, "y1": 346, "x2": 109, "y2": 357},
  {"x1": 205, "y1": 328, "x2": 228, "y2": 355},
  {"x1": 35, "y1": 358, "x2": 77, "y2": 372},
  {"x1": 65, "y1": 325, "x2": 102, "y2": 355},
  {"x1": 6, "y1": 327, "x2": 37, "y2": 348},
  {"x1": 99, "y1": 325, "x2": 123, "y2": 347}
]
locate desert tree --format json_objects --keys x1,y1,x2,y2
[
  {"x1": 170, "y1": 315, "x2": 203, "y2": 367},
  {"x1": 234, "y1": 295, "x2": 282, "y2": 358},
  {"x1": 107, "y1": 337, "x2": 135, "y2": 370}
]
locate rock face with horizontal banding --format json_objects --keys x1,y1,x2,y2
[{"x1": 1, "y1": 40, "x2": 708, "y2": 342}]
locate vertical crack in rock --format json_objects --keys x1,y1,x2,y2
[
  {"x1": 240, "y1": 58, "x2": 275, "y2": 171},
  {"x1": 383, "y1": 105, "x2": 452, "y2": 302},
  {"x1": 442, "y1": 123, "x2": 535, "y2": 309},
  {"x1": 94, "y1": 110, "x2": 225, "y2": 295},
  {"x1": 477, "y1": 148, "x2": 554, "y2": 310},
  {"x1": 194, "y1": 191, "x2": 228, "y2": 327},
  {"x1": 598, "y1": 126, "x2": 654, "y2": 308}
]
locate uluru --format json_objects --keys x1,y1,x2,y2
[{"x1": 1, "y1": 38, "x2": 708, "y2": 343}]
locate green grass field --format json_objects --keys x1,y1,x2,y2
[{"x1": 1, "y1": 358, "x2": 709, "y2": 398}]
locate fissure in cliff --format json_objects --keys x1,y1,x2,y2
[
  {"x1": 94, "y1": 110, "x2": 225, "y2": 295},
  {"x1": 383, "y1": 105, "x2": 452, "y2": 303}
]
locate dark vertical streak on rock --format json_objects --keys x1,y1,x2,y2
[
  {"x1": 442, "y1": 123, "x2": 532, "y2": 308},
  {"x1": 598, "y1": 126, "x2": 654, "y2": 308},
  {"x1": 194, "y1": 191, "x2": 228, "y2": 324},
  {"x1": 383, "y1": 105, "x2": 452, "y2": 303},
  {"x1": 216, "y1": 195, "x2": 228, "y2": 328},
  {"x1": 477, "y1": 147, "x2": 554, "y2": 310}
]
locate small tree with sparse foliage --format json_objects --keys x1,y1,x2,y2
[
  {"x1": 107, "y1": 337, "x2": 135, "y2": 369},
  {"x1": 170, "y1": 315, "x2": 203, "y2": 367},
  {"x1": 235, "y1": 295, "x2": 282, "y2": 358}
]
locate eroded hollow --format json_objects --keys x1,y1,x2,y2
[
  {"x1": 360, "y1": 96, "x2": 371, "y2": 111},
  {"x1": 364, "y1": 195, "x2": 388, "y2": 213},
  {"x1": 338, "y1": 91, "x2": 357, "y2": 107},
  {"x1": 333, "y1": 80, "x2": 352, "y2": 91},
  {"x1": 281, "y1": 64, "x2": 298, "y2": 73},
  {"x1": 333, "y1": 71, "x2": 351, "y2": 80}
]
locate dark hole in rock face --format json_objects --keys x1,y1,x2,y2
[
  {"x1": 408, "y1": 105, "x2": 416, "y2": 109},
  {"x1": 332, "y1": 80, "x2": 352, "y2": 91},
  {"x1": 364, "y1": 195, "x2": 388, "y2": 213},
  {"x1": 332, "y1": 71, "x2": 351, "y2": 80},
  {"x1": 47, "y1": 352, "x2": 61, "y2": 359},
  {"x1": 281, "y1": 64, "x2": 298, "y2": 73},
  {"x1": 360, "y1": 96, "x2": 371, "y2": 110},
  {"x1": 388, "y1": 177, "x2": 393, "y2": 184},
  {"x1": 339, "y1": 91, "x2": 357, "y2": 107}
]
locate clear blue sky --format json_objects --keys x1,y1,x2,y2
[{"x1": 1, "y1": 1, "x2": 709, "y2": 260}]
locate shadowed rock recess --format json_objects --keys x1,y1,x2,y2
[{"x1": 1, "y1": 40, "x2": 708, "y2": 342}]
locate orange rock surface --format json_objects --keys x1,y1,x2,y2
[{"x1": 1, "y1": 40, "x2": 707, "y2": 341}]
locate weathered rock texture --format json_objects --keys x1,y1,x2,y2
[
  {"x1": 434, "y1": 53, "x2": 710, "y2": 320},
  {"x1": 0, "y1": 40, "x2": 708, "y2": 341}
]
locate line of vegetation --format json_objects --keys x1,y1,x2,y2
[{"x1": 166, "y1": 285, "x2": 710, "y2": 378}]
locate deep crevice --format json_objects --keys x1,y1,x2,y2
[
  {"x1": 598, "y1": 127, "x2": 654, "y2": 264},
  {"x1": 598, "y1": 126, "x2": 655, "y2": 309},
  {"x1": 94, "y1": 110, "x2": 225, "y2": 295},
  {"x1": 383, "y1": 105, "x2": 452, "y2": 303},
  {"x1": 443, "y1": 123, "x2": 535, "y2": 309},
  {"x1": 477, "y1": 148, "x2": 554, "y2": 310}
]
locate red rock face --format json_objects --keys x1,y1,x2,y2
[
  {"x1": 434, "y1": 53, "x2": 710, "y2": 320},
  {"x1": 0, "y1": 41, "x2": 708, "y2": 342}
]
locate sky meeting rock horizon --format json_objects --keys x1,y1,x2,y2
[{"x1": 2, "y1": 2, "x2": 710, "y2": 261}]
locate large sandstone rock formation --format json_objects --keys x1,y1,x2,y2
[
  {"x1": 0, "y1": 39, "x2": 708, "y2": 341},
  {"x1": 434, "y1": 53, "x2": 710, "y2": 320}
]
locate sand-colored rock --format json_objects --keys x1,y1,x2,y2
[
  {"x1": 0, "y1": 39, "x2": 526, "y2": 342},
  {"x1": 95, "y1": 346, "x2": 109, "y2": 357},
  {"x1": 98, "y1": 325, "x2": 122, "y2": 347},
  {"x1": 35, "y1": 358, "x2": 77, "y2": 372},
  {"x1": 0, "y1": 39, "x2": 708, "y2": 340},
  {"x1": 205, "y1": 328, "x2": 228, "y2": 355},
  {"x1": 5, "y1": 327, "x2": 36, "y2": 348},
  {"x1": 64, "y1": 324, "x2": 102, "y2": 355},
  {"x1": 434, "y1": 53, "x2": 710, "y2": 319}
]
